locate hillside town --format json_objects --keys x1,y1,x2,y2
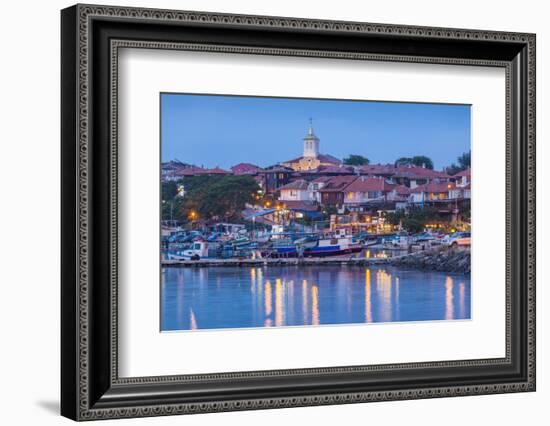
[{"x1": 161, "y1": 122, "x2": 471, "y2": 261}]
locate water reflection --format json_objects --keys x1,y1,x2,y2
[
  {"x1": 365, "y1": 270, "x2": 372, "y2": 323},
  {"x1": 264, "y1": 281, "x2": 272, "y2": 317},
  {"x1": 311, "y1": 285, "x2": 320, "y2": 325},
  {"x1": 161, "y1": 266, "x2": 471, "y2": 331},
  {"x1": 459, "y1": 282, "x2": 465, "y2": 319},
  {"x1": 376, "y1": 270, "x2": 392, "y2": 323},
  {"x1": 275, "y1": 279, "x2": 284, "y2": 327},
  {"x1": 445, "y1": 276, "x2": 454, "y2": 320}
]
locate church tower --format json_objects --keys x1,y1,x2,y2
[{"x1": 303, "y1": 119, "x2": 320, "y2": 158}]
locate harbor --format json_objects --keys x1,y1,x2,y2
[
  {"x1": 159, "y1": 116, "x2": 472, "y2": 330},
  {"x1": 162, "y1": 245, "x2": 470, "y2": 273}
]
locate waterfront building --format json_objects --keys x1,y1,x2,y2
[
  {"x1": 355, "y1": 163, "x2": 451, "y2": 188},
  {"x1": 307, "y1": 176, "x2": 332, "y2": 203},
  {"x1": 257, "y1": 165, "x2": 294, "y2": 194},
  {"x1": 343, "y1": 176, "x2": 395, "y2": 206},
  {"x1": 390, "y1": 165, "x2": 451, "y2": 188},
  {"x1": 277, "y1": 179, "x2": 313, "y2": 201},
  {"x1": 329, "y1": 211, "x2": 396, "y2": 234},
  {"x1": 281, "y1": 121, "x2": 341, "y2": 171},
  {"x1": 409, "y1": 181, "x2": 456, "y2": 203},
  {"x1": 448, "y1": 183, "x2": 471, "y2": 200},
  {"x1": 453, "y1": 168, "x2": 471, "y2": 187},
  {"x1": 317, "y1": 175, "x2": 359, "y2": 207},
  {"x1": 449, "y1": 168, "x2": 471, "y2": 200},
  {"x1": 357, "y1": 163, "x2": 398, "y2": 179}
]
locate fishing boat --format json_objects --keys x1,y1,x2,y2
[
  {"x1": 261, "y1": 235, "x2": 361, "y2": 258},
  {"x1": 293, "y1": 234, "x2": 319, "y2": 249},
  {"x1": 230, "y1": 236, "x2": 251, "y2": 248}
]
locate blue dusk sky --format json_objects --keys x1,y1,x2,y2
[{"x1": 161, "y1": 93, "x2": 471, "y2": 170}]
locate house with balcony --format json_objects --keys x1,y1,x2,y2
[
  {"x1": 277, "y1": 179, "x2": 313, "y2": 201},
  {"x1": 343, "y1": 177, "x2": 395, "y2": 206},
  {"x1": 453, "y1": 168, "x2": 471, "y2": 186},
  {"x1": 391, "y1": 165, "x2": 451, "y2": 188},
  {"x1": 318, "y1": 175, "x2": 358, "y2": 207},
  {"x1": 409, "y1": 181, "x2": 456, "y2": 204}
]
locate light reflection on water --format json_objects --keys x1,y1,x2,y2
[{"x1": 161, "y1": 266, "x2": 471, "y2": 331}]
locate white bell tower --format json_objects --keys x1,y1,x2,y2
[{"x1": 303, "y1": 118, "x2": 320, "y2": 158}]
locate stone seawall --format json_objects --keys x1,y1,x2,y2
[{"x1": 389, "y1": 247, "x2": 470, "y2": 274}]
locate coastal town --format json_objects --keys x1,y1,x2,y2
[{"x1": 161, "y1": 122, "x2": 471, "y2": 267}]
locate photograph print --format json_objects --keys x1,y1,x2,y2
[{"x1": 160, "y1": 94, "x2": 472, "y2": 332}]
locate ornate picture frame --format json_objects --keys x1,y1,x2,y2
[{"x1": 61, "y1": 4, "x2": 535, "y2": 421}]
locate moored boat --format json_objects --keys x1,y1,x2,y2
[{"x1": 261, "y1": 235, "x2": 361, "y2": 258}]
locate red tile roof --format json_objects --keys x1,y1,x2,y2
[
  {"x1": 344, "y1": 177, "x2": 395, "y2": 192},
  {"x1": 358, "y1": 164, "x2": 397, "y2": 175},
  {"x1": 174, "y1": 166, "x2": 204, "y2": 176},
  {"x1": 311, "y1": 176, "x2": 333, "y2": 184},
  {"x1": 393, "y1": 166, "x2": 450, "y2": 179},
  {"x1": 230, "y1": 163, "x2": 260, "y2": 174},
  {"x1": 258, "y1": 165, "x2": 294, "y2": 173},
  {"x1": 318, "y1": 176, "x2": 358, "y2": 192},
  {"x1": 454, "y1": 168, "x2": 471, "y2": 177},
  {"x1": 317, "y1": 154, "x2": 342, "y2": 164},
  {"x1": 277, "y1": 179, "x2": 310, "y2": 191},
  {"x1": 393, "y1": 185, "x2": 411, "y2": 195},
  {"x1": 195, "y1": 167, "x2": 231, "y2": 175},
  {"x1": 310, "y1": 165, "x2": 354, "y2": 174},
  {"x1": 282, "y1": 153, "x2": 341, "y2": 165}
]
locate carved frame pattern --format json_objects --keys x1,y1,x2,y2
[{"x1": 61, "y1": 3, "x2": 536, "y2": 421}]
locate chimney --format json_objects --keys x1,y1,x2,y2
[{"x1": 422, "y1": 163, "x2": 426, "y2": 168}]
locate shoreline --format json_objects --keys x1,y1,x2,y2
[{"x1": 162, "y1": 246, "x2": 471, "y2": 274}]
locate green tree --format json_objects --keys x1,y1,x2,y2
[
  {"x1": 161, "y1": 180, "x2": 178, "y2": 200},
  {"x1": 385, "y1": 210, "x2": 405, "y2": 226},
  {"x1": 412, "y1": 156, "x2": 434, "y2": 170},
  {"x1": 445, "y1": 150, "x2": 471, "y2": 175},
  {"x1": 395, "y1": 156, "x2": 434, "y2": 169},
  {"x1": 386, "y1": 206, "x2": 442, "y2": 233},
  {"x1": 161, "y1": 175, "x2": 261, "y2": 223},
  {"x1": 457, "y1": 151, "x2": 471, "y2": 169},
  {"x1": 183, "y1": 175, "x2": 260, "y2": 222},
  {"x1": 394, "y1": 157, "x2": 412, "y2": 167},
  {"x1": 343, "y1": 154, "x2": 370, "y2": 166}
]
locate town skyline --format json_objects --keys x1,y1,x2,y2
[{"x1": 161, "y1": 93, "x2": 471, "y2": 170}]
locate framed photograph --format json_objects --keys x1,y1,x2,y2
[{"x1": 61, "y1": 4, "x2": 536, "y2": 421}]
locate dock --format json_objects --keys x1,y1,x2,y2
[{"x1": 162, "y1": 256, "x2": 391, "y2": 267}]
